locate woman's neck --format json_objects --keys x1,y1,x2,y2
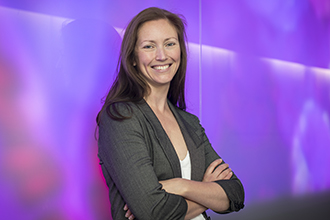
[{"x1": 144, "y1": 85, "x2": 169, "y2": 114}]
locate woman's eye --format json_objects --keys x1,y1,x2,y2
[
  {"x1": 143, "y1": 45, "x2": 153, "y2": 49},
  {"x1": 166, "y1": 42, "x2": 175, "y2": 47}
]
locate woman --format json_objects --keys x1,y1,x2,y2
[{"x1": 97, "y1": 7, "x2": 244, "y2": 220}]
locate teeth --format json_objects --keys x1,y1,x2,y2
[{"x1": 153, "y1": 65, "x2": 169, "y2": 70}]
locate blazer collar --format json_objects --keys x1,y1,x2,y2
[{"x1": 136, "y1": 99, "x2": 205, "y2": 181}]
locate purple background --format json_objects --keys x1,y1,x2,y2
[{"x1": 0, "y1": 0, "x2": 329, "y2": 219}]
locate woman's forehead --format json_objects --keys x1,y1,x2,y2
[{"x1": 137, "y1": 19, "x2": 178, "y2": 42}]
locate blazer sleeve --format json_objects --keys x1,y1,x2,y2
[
  {"x1": 98, "y1": 105, "x2": 187, "y2": 220},
  {"x1": 193, "y1": 115, "x2": 245, "y2": 213}
]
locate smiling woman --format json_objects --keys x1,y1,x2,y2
[{"x1": 96, "y1": 7, "x2": 244, "y2": 220}]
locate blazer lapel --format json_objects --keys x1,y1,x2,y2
[
  {"x1": 136, "y1": 99, "x2": 182, "y2": 178},
  {"x1": 168, "y1": 102, "x2": 205, "y2": 181}
]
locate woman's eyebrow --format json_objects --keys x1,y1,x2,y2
[
  {"x1": 140, "y1": 37, "x2": 178, "y2": 44},
  {"x1": 164, "y1": 37, "x2": 178, "y2": 41}
]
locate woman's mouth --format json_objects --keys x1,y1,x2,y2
[{"x1": 152, "y1": 64, "x2": 171, "y2": 70}]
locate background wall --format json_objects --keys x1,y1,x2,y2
[{"x1": 0, "y1": 0, "x2": 329, "y2": 219}]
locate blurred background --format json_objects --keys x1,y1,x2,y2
[{"x1": 0, "y1": 0, "x2": 329, "y2": 219}]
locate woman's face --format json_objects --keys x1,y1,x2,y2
[{"x1": 135, "y1": 19, "x2": 181, "y2": 89}]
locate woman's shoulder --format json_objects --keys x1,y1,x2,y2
[{"x1": 99, "y1": 101, "x2": 144, "y2": 124}]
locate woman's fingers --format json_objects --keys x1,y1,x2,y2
[
  {"x1": 224, "y1": 170, "x2": 233, "y2": 180},
  {"x1": 205, "y1": 159, "x2": 222, "y2": 175},
  {"x1": 123, "y1": 204, "x2": 135, "y2": 219},
  {"x1": 213, "y1": 163, "x2": 229, "y2": 177},
  {"x1": 203, "y1": 159, "x2": 233, "y2": 182},
  {"x1": 124, "y1": 209, "x2": 132, "y2": 218},
  {"x1": 218, "y1": 167, "x2": 232, "y2": 180}
]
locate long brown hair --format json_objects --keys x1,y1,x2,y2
[{"x1": 97, "y1": 7, "x2": 188, "y2": 124}]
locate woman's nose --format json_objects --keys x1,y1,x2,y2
[{"x1": 155, "y1": 47, "x2": 166, "y2": 61}]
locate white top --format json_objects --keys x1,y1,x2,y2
[{"x1": 180, "y1": 151, "x2": 206, "y2": 220}]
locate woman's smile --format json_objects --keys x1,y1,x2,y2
[{"x1": 152, "y1": 64, "x2": 171, "y2": 71}]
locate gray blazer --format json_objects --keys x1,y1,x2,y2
[{"x1": 98, "y1": 99, "x2": 244, "y2": 220}]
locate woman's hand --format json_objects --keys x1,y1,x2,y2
[
  {"x1": 123, "y1": 204, "x2": 135, "y2": 220},
  {"x1": 203, "y1": 159, "x2": 232, "y2": 182}
]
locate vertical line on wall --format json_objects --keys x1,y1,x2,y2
[{"x1": 199, "y1": 0, "x2": 202, "y2": 123}]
